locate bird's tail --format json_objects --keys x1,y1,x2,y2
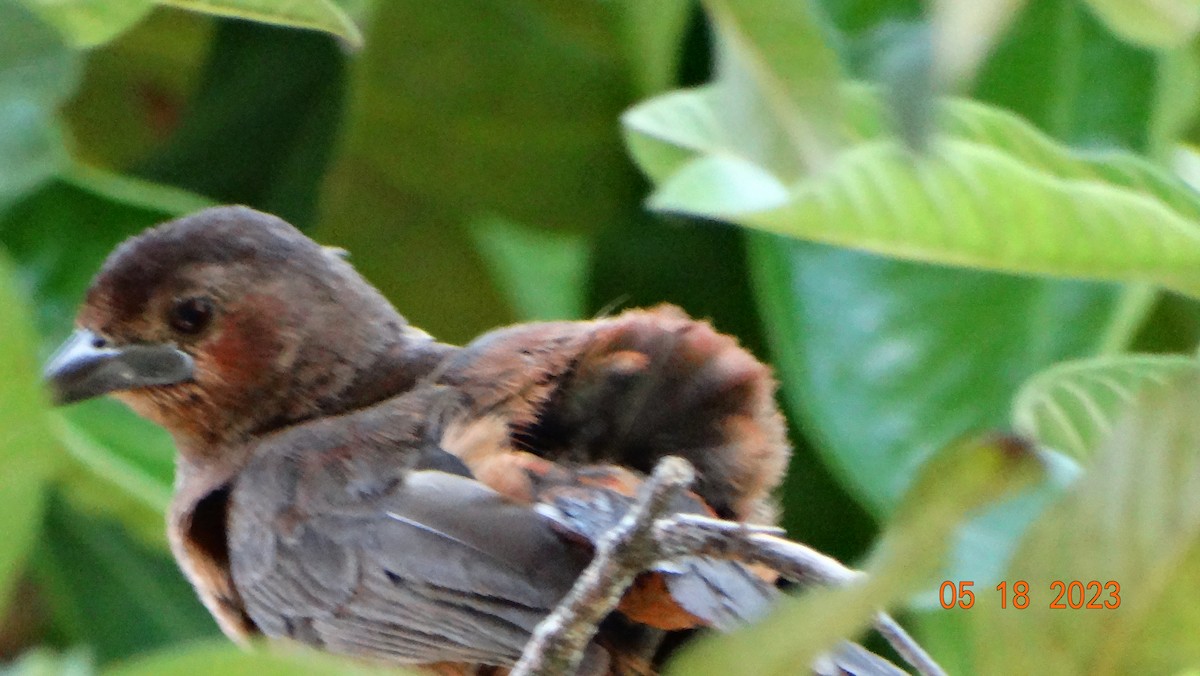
[
  {"x1": 656, "y1": 555, "x2": 777, "y2": 630},
  {"x1": 547, "y1": 305, "x2": 792, "y2": 524}
]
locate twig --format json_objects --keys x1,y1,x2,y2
[
  {"x1": 874, "y1": 611, "x2": 946, "y2": 676},
  {"x1": 513, "y1": 458, "x2": 946, "y2": 676},
  {"x1": 654, "y1": 513, "x2": 946, "y2": 676},
  {"x1": 653, "y1": 513, "x2": 863, "y2": 585},
  {"x1": 511, "y1": 457, "x2": 696, "y2": 676}
]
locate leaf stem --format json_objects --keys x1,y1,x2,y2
[{"x1": 1095, "y1": 282, "x2": 1158, "y2": 355}]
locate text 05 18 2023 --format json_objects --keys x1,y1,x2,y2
[{"x1": 938, "y1": 580, "x2": 1121, "y2": 609}]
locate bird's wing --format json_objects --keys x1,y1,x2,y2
[{"x1": 226, "y1": 406, "x2": 598, "y2": 669}]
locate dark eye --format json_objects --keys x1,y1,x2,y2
[{"x1": 169, "y1": 297, "x2": 214, "y2": 335}]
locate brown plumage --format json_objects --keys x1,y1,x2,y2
[{"x1": 43, "y1": 206, "x2": 888, "y2": 675}]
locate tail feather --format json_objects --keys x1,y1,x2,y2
[
  {"x1": 659, "y1": 556, "x2": 777, "y2": 631},
  {"x1": 554, "y1": 306, "x2": 791, "y2": 523}
]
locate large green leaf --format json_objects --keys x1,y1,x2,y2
[
  {"x1": 669, "y1": 434, "x2": 1045, "y2": 675},
  {"x1": 620, "y1": 0, "x2": 1153, "y2": 522},
  {"x1": 627, "y1": 83, "x2": 1200, "y2": 298},
  {"x1": 747, "y1": 237, "x2": 1116, "y2": 512},
  {"x1": 17, "y1": 0, "x2": 154, "y2": 49},
  {"x1": 970, "y1": 374, "x2": 1200, "y2": 674},
  {"x1": 0, "y1": 0, "x2": 79, "y2": 213},
  {"x1": 1011, "y1": 353, "x2": 1200, "y2": 461},
  {"x1": 0, "y1": 251, "x2": 61, "y2": 616}
]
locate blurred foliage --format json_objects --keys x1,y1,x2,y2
[
  {"x1": 671, "y1": 433, "x2": 1047, "y2": 675},
  {"x1": 2, "y1": 0, "x2": 1200, "y2": 674}
]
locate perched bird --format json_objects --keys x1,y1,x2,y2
[{"x1": 44, "y1": 207, "x2": 898, "y2": 675}]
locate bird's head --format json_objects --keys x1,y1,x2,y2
[{"x1": 44, "y1": 206, "x2": 428, "y2": 460}]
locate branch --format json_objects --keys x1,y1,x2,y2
[
  {"x1": 653, "y1": 513, "x2": 862, "y2": 585},
  {"x1": 874, "y1": 610, "x2": 945, "y2": 676},
  {"x1": 653, "y1": 513, "x2": 946, "y2": 676},
  {"x1": 510, "y1": 457, "x2": 696, "y2": 676},
  {"x1": 513, "y1": 458, "x2": 946, "y2": 676}
]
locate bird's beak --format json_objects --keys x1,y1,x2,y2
[{"x1": 43, "y1": 329, "x2": 195, "y2": 405}]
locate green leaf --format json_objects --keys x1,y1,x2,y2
[
  {"x1": 63, "y1": 9, "x2": 213, "y2": 169},
  {"x1": 933, "y1": 447, "x2": 1080, "y2": 604},
  {"x1": 1, "y1": 167, "x2": 201, "y2": 544},
  {"x1": 972, "y1": 1, "x2": 1158, "y2": 150},
  {"x1": 23, "y1": 0, "x2": 362, "y2": 50},
  {"x1": 702, "y1": 0, "x2": 844, "y2": 177},
  {"x1": 1084, "y1": 0, "x2": 1200, "y2": 48},
  {"x1": 25, "y1": 0, "x2": 363, "y2": 51},
  {"x1": 669, "y1": 434, "x2": 1046, "y2": 676},
  {"x1": 1, "y1": 648, "x2": 95, "y2": 676},
  {"x1": 0, "y1": 0, "x2": 80, "y2": 213},
  {"x1": 18, "y1": 0, "x2": 154, "y2": 49},
  {"x1": 33, "y1": 493, "x2": 218, "y2": 664},
  {"x1": 628, "y1": 84, "x2": 1200, "y2": 298},
  {"x1": 1149, "y1": 40, "x2": 1200, "y2": 155},
  {"x1": 0, "y1": 165, "x2": 208, "y2": 340},
  {"x1": 318, "y1": 0, "x2": 645, "y2": 342},
  {"x1": 747, "y1": 236, "x2": 1117, "y2": 512},
  {"x1": 609, "y1": 0, "x2": 692, "y2": 96},
  {"x1": 628, "y1": 66, "x2": 1200, "y2": 294},
  {"x1": 0, "y1": 251, "x2": 62, "y2": 615},
  {"x1": 468, "y1": 216, "x2": 591, "y2": 322},
  {"x1": 103, "y1": 640, "x2": 408, "y2": 676},
  {"x1": 1011, "y1": 353, "x2": 1200, "y2": 461},
  {"x1": 928, "y1": 0, "x2": 1027, "y2": 85},
  {"x1": 649, "y1": 154, "x2": 789, "y2": 213},
  {"x1": 971, "y1": 374, "x2": 1200, "y2": 674},
  {"x1": 160, "y1": 0, "x2": 361, "y2": 49},
  {"x1": 56, "y1": 404, "x2": 174, "y2": 514}
]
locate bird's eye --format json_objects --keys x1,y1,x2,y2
[{"x1": 168, "y1": 297, "x2": 215, "y2": 335}]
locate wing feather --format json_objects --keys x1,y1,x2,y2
[{"x1": 229, "y1": 426, "x2": 592, "y2": 667}]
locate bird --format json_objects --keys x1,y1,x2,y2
[{"x1": 43, "y1": 206, "x2": 902, "y2": 675}]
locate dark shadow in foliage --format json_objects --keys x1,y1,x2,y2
[
  {"x1": 31, "y1": 491, "x2": 219, "y2": 665},
  {"x1": 1131, "y1": 293, "x2": 1200, "y2": 354},
  {"x1": 137, "y1": 20, "x2": 346, "y2": 229},
  {"x1": 972, "y1": 0, "x2": 1155, "y2": 149}
]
